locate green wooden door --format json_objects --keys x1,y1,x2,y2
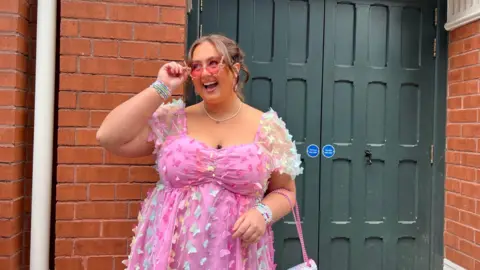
[
  {"x1": 199, "y1": 1, "x2": 322, "y2": 268},
  {"x1": 194, "y1": 0, "x2": 437, "y2": 269},
  {"x1": 320, "y1": 1, "x2": 436, "y2": 269}
]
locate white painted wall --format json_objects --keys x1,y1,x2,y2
[{"x1": 446, "y1": 0, "x2": 480, "y2": 30}]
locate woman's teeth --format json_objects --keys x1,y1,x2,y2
[{"x1": 203, "y1": 82, "x2": 218, "y2": 91}]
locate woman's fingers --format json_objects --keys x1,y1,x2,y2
[{"x1": 232, "y1": 220, "x2": 250, "y2": 239}]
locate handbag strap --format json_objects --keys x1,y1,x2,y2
[{"x1": 270, "y1": 189, "x2": 311, "y2": 266}]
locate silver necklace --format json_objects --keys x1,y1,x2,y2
[{"x1": 203, "y1": 101, "x2": 243, "y2": 124}]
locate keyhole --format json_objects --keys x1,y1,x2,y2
[{"x1": 365, "y1": 150, "x2": 372, "y2": 165}]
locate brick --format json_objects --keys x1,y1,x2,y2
[
  {"x1": 450, "y1": 51, "x2": 479, "y2": 69},
  {"x1": 56, "y1": 184, "x2": 88, "y2": 201},
  {"x1": 0, "y1": 53, "x2": 27, "y2": 72},
  {"x1": 79, "y1": 57, "x2": 132, "y2": 75},
  {"x1": 86, "y1": 256, "x2": 114, "y2": 270},
  {"x1": 160, "y1": 7, "x2": 185, "y2": 24},
  {"x1": 109, "y1": 4, "x2": 159, "y2": 23},
  {"x1": 0, "y1": 146, "x2": 24, "y2": 163},
  {"x1": 464, "y1": 35, "x2": 480, "y2": 51},
  {"x1": 75, "y1": 129, "x2": 98, "y2": 146},
  {"x1": 59, "y1": 55, "x2": 77, "y2": 72},
  {"x1": 60, "y1": 38, "x2": 91, "y2": 55},
  {"x1": 75, "y1": 202, "x2": 128, "y2": 219},
  {"x1": 447, "y1": 138, "x2": 476, "y2": 152},
  {"x1": 159, "y1": 43, "x2": 184, "y2": 60},
  {"x1": 464, "y1": 65, "x2": 480, "y2": 80},
  {"x1": 58, "y1": 91, "x2": 77, "y2": 108},
  {"x1": 57, "y1": 147, "x2": 104, "y2": 164},
  {"x1": 58, "y1": 110, "x2": 90, "y2": 127},
  {"x1": 445, "y1": 221, "x2": 474, "y2": 243},
  {"x1": 0, "y1": 233, "x2": 22, "y2": 256},
  {"x1": 59, "y1": 74, "x2": 105, "y2": 92},
  {"x1": 89, "y1": 184, "x2": 115, "y2": 201},
  {"x1": 448, "y1": 97, "x2": 462, "y2": 109},
  {"x1": 60, "y1": 20, "x2": 79, "y2": 37},
  {"x1": 79, "y1": 21, "x2": 132, "y2": 40},
  {"x1": 56, "y1": 203, "x2": 75, "y2": 220},
  {"x1": 0, "y1": 181, "x2": 23, "y2": 200},
  {"x1": 0, "y1": 15, "x2": 28, "y2": 35},
  {"x1": 92, "y1": 40, "x2": 118, "y2": 57},
  {"x1": 56, "y1": 221, "x2": 101, "y2": 238},
  {"x1": 58, "y1": 127, "x2": 76, "y2": 144},
  {"x1": 116, "y1": 184, "x2": 141, "y2": 200},
  {"x1": 449, "y1": 40, "x2": 464, "y2": 57},
  {"x1": 55, "y1": 239, "x2": 74, "y2": 256},
  {"x1": 130, "y1": 166, "x2": 158, "y2": 182},
  {"x1": 57, "y1": 165, "x2": 75, "y2": 182},
  {"x1": 0, "y1": 127, "x2": 23, "y2": 144},
  {"x1": 449, "y1": 81, "x2": 478, "y2": 96},
  {"x1": 460, "y1": 182, "x2": 480, "y2": 199},
  {"x1": 0, "y1": 217, "x2": 22, "y2": 237},
  {"x1": 104, "y1": 151, "x2": 154, "y2": 165},
  {"x1": 90, "y1": 111, "x2": 109, "y2": 127},
  {"x1": 78, "y1": 93, "x2": 131, "y2": 110},
  {"x1": 55, "y1": 257, "x2": 83, "y2": 270},
  {"x1": 74, "y1": 239, "x2": 127, "y2": 255},
  {"x1": 136, "y1": 0, "x2": 186, "y2": 6},
  {"x1": 61, "y1": 1, "x2": 107, "y2": 19},
  {"x1": 0, "y1": 199, "x2": 22, "y2": 219},
  {"x1": 448, "y1": 69, "x2": 463, "y2": 83},
  {"x1": 134, "y1": 24, "x2": 185, "y2": 42},
  {"x1": 0, "y1": 71, "x2": 27, "y2": 89},
  {"x1": 119, "y1": 41, "x2": 160, "y2": 59},
  {"x1": 101, "y1": 221, "x2": 136, "y2": 237},
  {"x1": 76, "y1": 166, "x2": 129, "y2": 183},
  {"x1": 445, "y1": 205, "x2": 460, "y2": 221},
  {"x1": 133, "y1": 60, "x2": 166, "y2": 77},
  {"x1": 105, "y1": 76, "x2": 152, "y2": 93},
  {"x1": 0, "y1": 35, "x2": 27, "y2": 53},
  {"x1": 446, "y1": 164, "x2": 476, "y2": 181},
  {"x1": 448, "y1": 109, "x2": 477, "y2": 123},
  {"x1": 447, "y1": 247, "x2": 475, "y2": 269}
]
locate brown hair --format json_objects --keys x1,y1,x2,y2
[{"x1": 186, "y1": 34, "x2": 250, "y2": 100}]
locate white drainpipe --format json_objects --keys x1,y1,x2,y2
[{"x1": 29, "y1": 0, "x2": 58, "y2": 269}]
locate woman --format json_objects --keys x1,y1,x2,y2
[{"x1": 97, "y1": 34, "x2": 303, "y2": 270}]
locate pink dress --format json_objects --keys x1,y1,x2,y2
[{"x1": 123, "y1": 99, "x2": 303, "y2": 270}]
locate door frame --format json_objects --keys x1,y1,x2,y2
[{"x1": 185, "y1": 1, "x2": 448, "y2": 269}]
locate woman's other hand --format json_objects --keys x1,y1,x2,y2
[
  {"x1": 232, "y1": 208, "x2": 267, "y2": 247},
  {"x1": 158, "y1": 61, "x2": 188, "y2": 90}
]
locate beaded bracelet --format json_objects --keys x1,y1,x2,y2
[
  {"x1": 255, "y1": 202, "x2": 273, "y2": 224},
  {"x1": 150, "y1": 80, "x2": 171, "y2": 99}
]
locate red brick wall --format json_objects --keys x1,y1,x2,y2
[
  {"x1": 56, "y1": 0, "x2": 186, "y2": 269},
  {"x1": 0, "y1": 0, "x2": 36, "y2": 269},
  {"x1": 446, "y1": 20, "x2": 480, "y2": 270}
]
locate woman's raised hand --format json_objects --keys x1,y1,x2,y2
[{"x1": 157, "y1": 61, "x2": 189, "y2": 91}]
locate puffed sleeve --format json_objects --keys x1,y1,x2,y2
[
  {"x1": 147, "y1": 99, "x2": 184, "y2": 153},
  {"x1": 259, "y1": 109, "x2": 304, "y2": 179}
]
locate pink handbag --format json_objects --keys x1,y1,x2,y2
[{"x1": 270, "y1": 189, "x2": 318, "y2": 270}]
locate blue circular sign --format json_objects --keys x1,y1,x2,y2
[
  {"x1": 322, "y1": 144, "x2": 335, "y2": 158},
  {"x1": 306, "y1": 144, "x2": 320, "y2": 158}
]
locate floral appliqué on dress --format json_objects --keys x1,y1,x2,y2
[{"x1": 123, "y1": 99, "x2": 303, "y2": 270}]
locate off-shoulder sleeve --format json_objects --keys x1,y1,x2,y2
[
  {"x1": 259, "y1": 109, "x2": 304, "y2": 179},
  {"x1": 147, "y1": 99, "x2": 185, "y2": 153}
]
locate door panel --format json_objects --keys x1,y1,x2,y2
[
  {"x1": 197, "y1": 0, "x2": 436, "y2": 269},
  {"x1": 320, "y1": 1, "x2": 435, "y2": 269},
  {"x1": 201, "y1": 1, "x2": 323, "y2": 269}
]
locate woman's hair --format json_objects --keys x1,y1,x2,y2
[{"x1": 186, "y1": 34, "x2": 250, "y2": 100}]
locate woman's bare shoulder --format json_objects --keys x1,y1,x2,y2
[{"x1": 243, "y1": 104, "x2": 264, "y2": 119}]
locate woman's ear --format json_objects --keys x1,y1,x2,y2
[{"x1": 233, "y1": 63, "x2": 241, "y2": 77}]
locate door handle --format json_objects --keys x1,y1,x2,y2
[{"x1": 364, "y1": 150, "x2": 372, "y2": 165}]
